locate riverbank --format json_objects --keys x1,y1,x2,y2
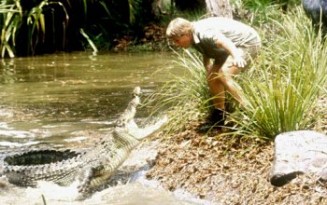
[
  {"x1": 0, "y1": 114, "x2": 326, "y2": 205},
  {"x1": 145, "y1": 120, "x2": 327, "y2": 205}
]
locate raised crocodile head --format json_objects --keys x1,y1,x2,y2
[{"x1": 114, "y1": 86, "x2": 168, "y2": 141}]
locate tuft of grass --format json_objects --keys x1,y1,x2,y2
[
  {"x1": 145, "y1": 49, "x2": 212, "y2": 134},
  {"x1": 230, "y1": 7, "x2": 327, "y2": 140},
  {"x1": 0, "y1": 1, "x2": 22, "y2": 58}
]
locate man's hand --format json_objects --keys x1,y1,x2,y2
[
  {"x1": 232, "y1": 55, "x2": 246, "y2": 68},
  {"x1": 215, "y1": 35, "x2": 247, "y2": 68}
]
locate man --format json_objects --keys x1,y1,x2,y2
[{"x1": 166, "y1": 17, "x2": 261, "y2": 128}]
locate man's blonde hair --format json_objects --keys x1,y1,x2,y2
[{"x1": 166, "y1": 17, "x2": 193, "y2": 39}]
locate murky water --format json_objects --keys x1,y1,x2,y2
[
  {"x1": 0, "y1": 52, "x2": 212, "y2": 205},
  {"x1": 0, "y1": 51, "x2": 181, "y2": 148}
]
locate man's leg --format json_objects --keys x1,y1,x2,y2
[
  {"x1": 220, "y1": 65, "x2": 245, "y2": 106},
  {"x1": 219, "y1": 46, "x2": 259, "y2": 107},
  {"x1": 203, "y1": 64, "x2": 226, "y2": 128},
  {"x1": 207, "y1": 64, "x2": 225, "y2": 110}
]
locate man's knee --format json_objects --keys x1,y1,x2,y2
[{"x1": 207, "y1": 68, "x2": 225, "y2": 81}]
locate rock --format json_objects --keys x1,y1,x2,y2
[{"x1": 270, "y1": 130, "x2": 327, "y2": 186}]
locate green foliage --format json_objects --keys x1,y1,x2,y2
[
  {"x1": 231, "y1": 0, "x2": 300, "y2": 28},
  {"x1": 0, "y1": 0, "x2": 72, "y2": 57},
  {"x1": 145, "y1": 49, "x2": 211, "y2": 133},
  {"x1": 26, "y1": 0, "x2": 69, "y2": 55},
  {"x1": 231, "y1": 0, "x2": 299, "y2": 10},
  {"x1": 231, "y1": 8, "x2": 327, "y2": 140},
  {"x1": 0, "y1": 0, "x2": 22, "y2": 57},
  {"x1": 0, "y1": 0, "x2": 162, "y2": 56},
  {"x1": 128, "y1": 0, "x2": 139, "y2": 24},
  {"x1": 0, "y1": 0, "x2": 205, "y2": 57}
]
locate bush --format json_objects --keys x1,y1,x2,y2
[{"x1": 230, "y1": 7, "x2": 327, "y2": 140}]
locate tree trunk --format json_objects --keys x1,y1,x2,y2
[{"x1": 205, "y1": 0, "x2": 232, "y2": 18}]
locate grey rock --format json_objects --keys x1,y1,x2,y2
[{"x1": 270, "y1": 130, "x2": 327, "y2": 186}]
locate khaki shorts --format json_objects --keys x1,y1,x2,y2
[{"x1": 214, "y1": 44, "x2": 261, "y2": 71}]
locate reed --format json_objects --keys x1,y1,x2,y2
[
  {"x1": 0, "y1": 1, "x2": 22, "y2": 57},
  {"x1": 230, "y1": 8, "x2": 327, "y2": 139},
  {"x1": 145, "y1": 49, "x2": 211, "y2": 133}
]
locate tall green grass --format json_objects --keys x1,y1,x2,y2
[
  {"x1": 231, "y1": 8, "x2": 327, "y2": 139},
  {"x1": 0, "y1": 1, "x2": 22, "y2": 58},
  {"x1": 145, "y1": 49, "x2": 211, "y2": 133}
]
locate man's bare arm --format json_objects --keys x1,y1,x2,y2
[{"x1": 215, "y1": 34, "x2": 246, "y2": 68}]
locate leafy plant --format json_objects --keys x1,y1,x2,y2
[
  {"x1": 0, "y1": 0, "x2": 72, "y2": 57},
  {"x1": 0, "y1": 0, "x2": 22, "y2": 57},
  {"x1": 0, "y1": 0, "x2": 94, "y2": 57},
  {"x1": 26, "y1": 0, "x2": 69, "y2": 55}
]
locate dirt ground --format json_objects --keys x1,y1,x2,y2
[{"x1": 146, "y1": 121, "x2": 327, "y2": 205}]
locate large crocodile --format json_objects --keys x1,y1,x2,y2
[{"x1": 0, "y1": 86, "x2": 167, "y2": 199}]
